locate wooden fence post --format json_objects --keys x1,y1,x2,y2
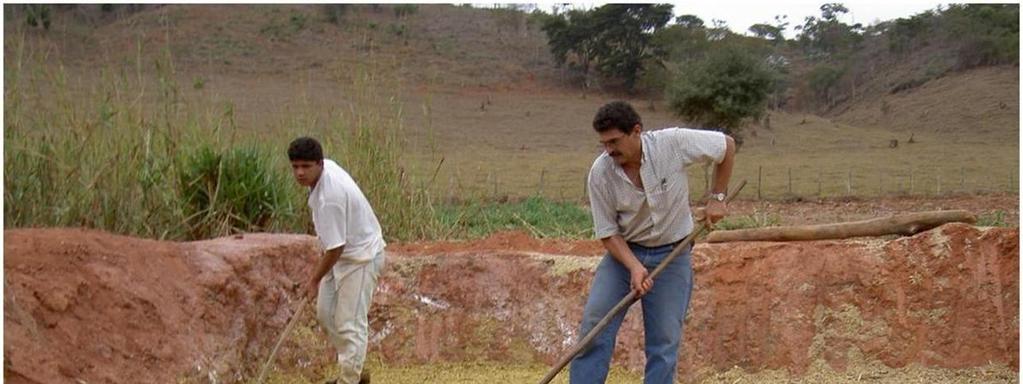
[
  {"x1": 846, "y1": 169, "x2": 852, "y2": 195},
  {"x1": 817, "y1": 168, "x2": 822, "y2": 197},
  {"x1": 757, "y1": 166, "x2": 763, "y2": 200},
  {"x1": 787, "y1": 168, "x2": 792, "y2": 195},
  {"x1": 960, "y1": 166, "x2": 965, "y2": 191},
  {"x1": 538, "y1": 168, "x2": 546, "y2": 196},
  {"x1": 909, "y1": 167, "x2": 915, "y2": 195},
  {"x1": 491, "y1": 171, "x2": 498, "y2": 199}
]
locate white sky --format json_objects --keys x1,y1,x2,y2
[
  {"x1": 477, "y1": 1, "x2": 961, "y2": 37},
  {"x1": 669, "y1": 1, "x2": 946, "y2": 37}
]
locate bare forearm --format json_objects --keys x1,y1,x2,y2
[
  {"x1": 310, "y1": 247, "x2": 343, "y2": 283},
  {"x1": 601, "y1": 235, "x2": 642, "y2": 271},
  {"x1": 601, "y1": 234, "x2": 653, "y2": 295},
  {"x1": 712, "y1": 136, "x2": 736, "y2": 194}
]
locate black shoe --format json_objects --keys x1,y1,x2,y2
[{"x1": 321, "y1": 369, "x2": 369, "y2": 384}]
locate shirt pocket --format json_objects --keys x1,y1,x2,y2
[{"x1": 650, "y1": 169, "x2": 687, "y2": 209}]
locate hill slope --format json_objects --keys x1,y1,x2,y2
[
  {"x1": 835, "y1": 65, "x2": 1018, "y2": 138},
  {"x1": 11, "y1": 4, "x2": 558, "y2": 89}
]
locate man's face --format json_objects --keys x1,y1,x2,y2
[
  {"x1": 598, "y1": 124, "x2": 642, "y2": 165},
  {"x1": 290, "y1": 160, "x2": 323, "y2": 187}
]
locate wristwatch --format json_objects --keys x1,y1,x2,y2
[{"x1": 710, "y1": 192, "x2": 726, "y2": 202}]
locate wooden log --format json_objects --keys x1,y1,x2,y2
[{"x1": 706, "y1": 210, "x2": 977, "y2": 243}]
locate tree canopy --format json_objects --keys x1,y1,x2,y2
[{"x1": 540, "y1": 4, "x2": 673, "y2": 90}]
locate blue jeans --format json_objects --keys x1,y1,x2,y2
[{"x1": 569, "y1": 242, "x2": 694, "y2": 384}]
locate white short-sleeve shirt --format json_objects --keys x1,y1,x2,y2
[
  {"x1": 588, "y1": 128, "x2": 727, "y2": 247},
  {"x1": 308, "y1": 159, "x2": 386, "y2": 262}
]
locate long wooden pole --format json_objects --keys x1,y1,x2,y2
[
  {"x1": 257, "y1": 296, "x2": 309, "y2": 383},
  {"x1": 537, "y1": 181, "x2": 746, "y2": 384},
  {"x1": 706, "y1": 210, "x2": 976, "y2": 243}
]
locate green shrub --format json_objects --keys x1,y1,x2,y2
[
  {"x1": 260, "y1": 10, "x2": 308, "y2": 41},
  {"x1": 806, "y1": 63, "x2": 845, "y2": 102},
  {"x1": 388, "y1": 23, "x2": 408, "y2": 37},
  {"x1": 289, "y1": 11, "x2": 307, "y2": 31},
  {"x1": 24, "y1": 4, "x2": 51, "y2": 29},
  {"x1": 714, "y1": 211, "x2": 781, "y2": 231},
  {"x1": 976, "y1": 210, "x2": 1010, "y2": 227},
  {"x1": 393, "y1": 4, "x2": 418, "y2": 19},
  {"x1": 322, "y1": 4, "x2": 349, "y2": 25},
  {"x1": 178, "y1": 145, "x2": 295, "y2": 239}
]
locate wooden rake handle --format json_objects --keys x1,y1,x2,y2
[
  {"x1": 537, "y1": 180, "x2": 746, "y2": 384},
  {"x1": 256, "y1": 296, "x2": 310, "y2": 384}
]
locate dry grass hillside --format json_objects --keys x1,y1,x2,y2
[
  {"x1": 836, "y1": 66, "x2": 1018, "y2": 137},
  {"x1": 5, "y1": 4, "x2": 1018, "y2": 202},
  {"x1": 12, "y1": 4, "x2": 556, "y2": 88}
]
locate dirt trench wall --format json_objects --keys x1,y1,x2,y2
[
  {"x1": 372, "y1": 223, "x2": 1018, "y2": 380},
  {"x1": 4, "y1": 224, "x2": 1018, "y2": 383},
  {"x1": 686, "y1": 223, "x2": 1017, "y2": 376},
  {"x1": 4, "y1": 230, "x2": 318, "y2": 384}
]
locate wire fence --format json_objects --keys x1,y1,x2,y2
[
  {"x1": 436, "y1": 164, "x2": 1019, "y2": 204},
  {"x1": 729, "y1": 165, "x2": 1019, "y2": 201}
]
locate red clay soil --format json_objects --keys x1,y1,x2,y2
[
  {"x1": 374, "y1": 224, "x2": 1018, "y2": 382},
  {"x1": 388, "y1": 230, "x2": 605, "y2": 256},
  {"x1": 4, "y1": 224, "x2": 1018, "y2": 383},
  {"x1": 3, "y1": 229, "x2": 318, "y2": 384},
  {"x1": 683, "y1": 223, "x2": 1018, "y2": 375}
]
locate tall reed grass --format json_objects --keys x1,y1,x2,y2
[{"x1": 4, "y1": 30, "x2": 445, "y2": 241}]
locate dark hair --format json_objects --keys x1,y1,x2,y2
[
  {"x1": 592, "y1": 101, "x2": 641, "y2": 134},
  {"x1": 287, "y1": 137, "x2": 324, "y2": 162}
]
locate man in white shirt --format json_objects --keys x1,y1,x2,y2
[
  {"x1": 288, "y1": 137, "x2": 386, "y2": 384},
  {"x1": 570, "y1": 101, "x2": 736, "y2": 384}
]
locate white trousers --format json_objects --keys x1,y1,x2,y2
[{"x1": 316, "y1": 250, "x2": 385, "y2": 384}]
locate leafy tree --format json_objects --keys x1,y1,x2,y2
[
  {"x1": 541, "y1": 9, "x2": 599, "y2": 83},
  {"x1": 675, "y1": 14, "x2": 704, "y2": 29},
  {"x1": 806, "y1": 63, "x2": 845, "y2": 106},
  {"x1": 885, "y1": 11, "x2": 933, "y2": 54},
  {"x1": 647, "y1": 13, "x2": 784, "y2": 97},
  {"x1": 540, "y1": 4, "x2": 673, "y2": 90},
  {"x1": 322, "y1": 4, "x2": 349, "y2": 25},
  {"x1": 749, "y1": 24, "x2": 783, "y2": 42},
  {"x1": 24, "y1": 4, "x2": 51, "y2": 30},
  {"x1": 666, "y1": 45, "x2": 776, "y2": 140},
  {"x1": 749, "y1": 15, "x2": 789, "y2": 44},
  {"x1": 393, "y1": 4, "x2": 418, "y2": 19},
  {"x1": 880, "y1": 4, "x2": 1017, "y2": 67},
  {"x1": 795, "y1": 3, "x2": 864, "y2": 58},
  {"x1": 943, "y1": 4, "x2": 1019, "y2": 68},
  {"x1": 590, "y1": 4, "x2": 674, "y2": 89},
  {"x1": 650, "y1": 17, "x2": 710, "y2": 63}
]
